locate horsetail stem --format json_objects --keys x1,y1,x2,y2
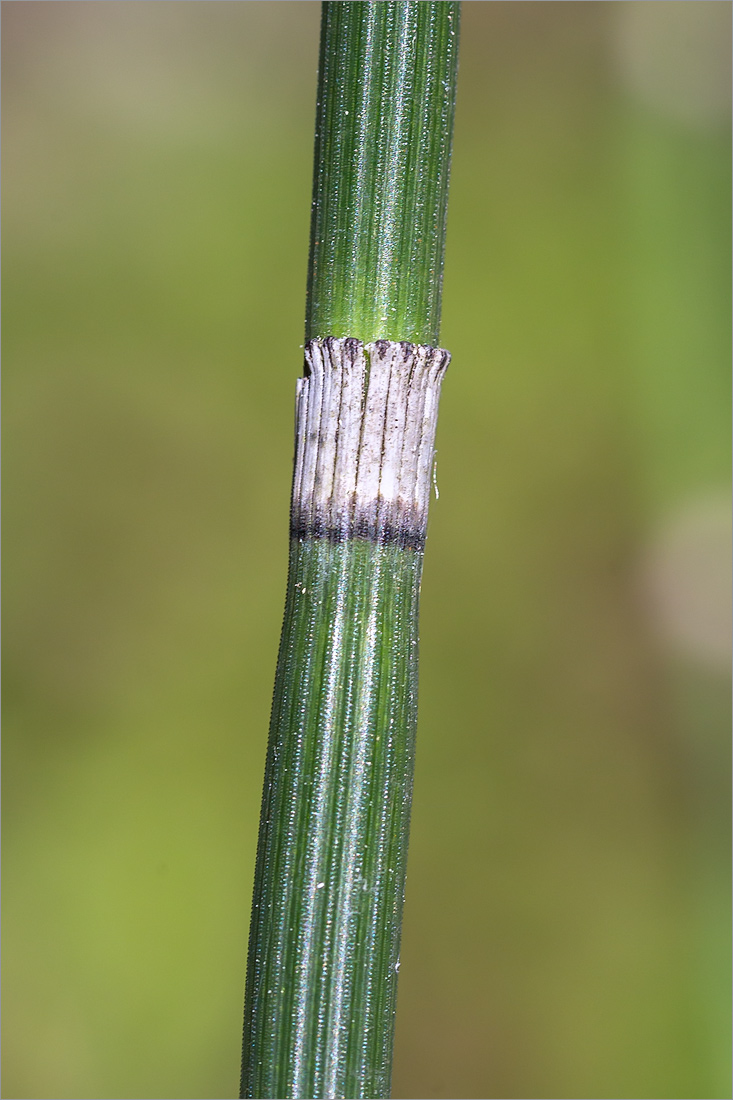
[{"x1": 240, "y1": 5, "x2": 460, "y2": 1097}]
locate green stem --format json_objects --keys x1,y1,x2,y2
[
  {"x1": 246, "y1": 536, "x2": 421, "y2": 1099},
  {"x1": 306, "y1": 1, "x2": 460, "y2": 344},
  {"x1": 241, "y1": 5, "x2": 459, "y2": 1098}
]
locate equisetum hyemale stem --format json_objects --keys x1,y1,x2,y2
[{"x1": 240, "y1": 4, "x2": 459, "y2": 1098}]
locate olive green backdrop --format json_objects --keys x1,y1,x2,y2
[{"x1": 3, "y1": 3, "x2": 730, "y2": 1098}]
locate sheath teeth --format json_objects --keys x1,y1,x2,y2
[{"x1": 291, "y1": 337, "x2": 450, "y2": 551}]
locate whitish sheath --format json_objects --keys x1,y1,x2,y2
[{"x1": 240, "y1": 5, "x2": 459, "y2": 1098}]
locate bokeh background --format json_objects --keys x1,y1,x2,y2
[{"x1": 2, "y1": 3, "x2": 730, "y2": 1098}]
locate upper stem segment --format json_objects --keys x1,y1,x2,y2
[{"x1": 306, "y1": 1, "x2": 460, "y2": 345}]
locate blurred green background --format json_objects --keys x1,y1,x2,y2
[{"x1": 2, "y1": 3, "x2": 730, "y2": 1098}]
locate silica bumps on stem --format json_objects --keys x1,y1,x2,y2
[{"x1": 241, "y1": 3, "x2": 459, "y2": 1098}]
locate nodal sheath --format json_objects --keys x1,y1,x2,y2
[{"x1": 292, "y1": 338, "x2": 450, "y2": 552}]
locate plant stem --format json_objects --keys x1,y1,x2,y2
[
  {"x1": 240, "y1": 5, "x2": 459, "y2": 1098},
  {"x1": 307, "y1": 1, "x2": 460, "y2": 345}
]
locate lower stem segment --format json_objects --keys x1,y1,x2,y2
[
  {"x1": 241, "y1": 537, "x2": 422, "y2": 1099},
  {"x1": 241, "y1": 339, "x2": 449, "y2": 1099}
]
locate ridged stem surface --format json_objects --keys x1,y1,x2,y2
[
  {"x1": 242, "y1": 537, "x2": 421, "y2": 1099},
  {"x1": 306, "y1": 1, "x2": 460, "y2": 344},
  {"x1": 241, "y1": 3, "x2": 459, "y2": 1096}
]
